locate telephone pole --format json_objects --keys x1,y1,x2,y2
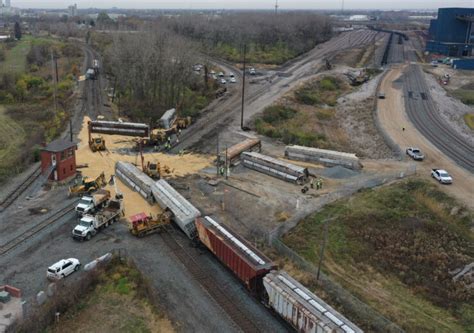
[
  {"x1": 240, "y1": 43, "x2": 247, "y2": 130},
  {"x1": 275, "y1": 0, "x2": 278, "y2": 15}
]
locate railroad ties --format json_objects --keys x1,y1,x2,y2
[
  {"x1": 160, "y1": 227, "x2": 260, "y2": 333},
  {"x1": 0, "y1": 167, "x2": 42, "y2": 212},
  {"x1": 0, "y1": 204, "x2": 76, "y2": 256}
]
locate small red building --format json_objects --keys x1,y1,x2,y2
[{"x1": 40, "y1": 139, "x2": 77, "y2": 182}]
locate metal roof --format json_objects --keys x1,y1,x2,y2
[
  {"x1": 242, "y1": 152, "x2": 307, "y2": 174},
  {"x1": 41, "y1": 139, "x2": 76, "y2": 153}
]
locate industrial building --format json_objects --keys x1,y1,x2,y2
[
  {"x1": 40, "y1": 139, "x2": 77, "y2": 182},
  {"x1": 426, "y1": 7, "x2": 474, "y2": 57}
]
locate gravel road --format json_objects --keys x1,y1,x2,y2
[{"x1": 377, "y1": 66, "x2": 474, "y2": 209}]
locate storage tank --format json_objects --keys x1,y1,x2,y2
[
  {"x1": 264, "y1": 271, "x2": 363, "y2": 333},
  {"x1": 151, "y1": 179, "x2": 201, "y2": 239},
  {"x1": 285, "y1": 145, "x2": 362, "y2": 170},
  {"x1": 195, "y1": 216, "x2": 276, "y2": 294},
  {"x1": 241, "y1": 151, "x2": 309, "y2": 184},
  {"x1": 115, "y1": 161, "x2": 155, "y2": 202}
]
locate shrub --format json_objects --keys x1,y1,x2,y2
[
  {"x1": 261, "y1": 105, "x2": 297, "y2": 124},
  {"x1": 319, "y1": 77, "x2": 338, "y2": 91}
]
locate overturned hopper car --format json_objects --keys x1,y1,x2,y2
[
  {"x1": 195, "y1": 216, "x2": 276, "y2": 294},
  {"x1": 241, "y1": 151, "x2": 309, "y2": 184},
  {"x1": 220, "y1": 138, "x2": 261, "y2": 166},
  {"x1": 115, "y1": 161, "x2": 155, "y2": 202},
  {"x1": 285, "y1": 145, "x2": 363, "y2": 170},
  {"x1": 89, "y1": 120, "x2": 150, "y2": 138},
  {"x1": 151, "y1": 179, "x2": 201, "y2": 239},
  {"x1": 264, "y1": 271, "x2": 363, "y2": 333}
]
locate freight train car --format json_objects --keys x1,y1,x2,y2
[
  {"x1": 151, "y1": 179, "x2": 201, "y2": 239},
  {"x1": 285, "y1": 145, "x2": 362, "y2": 170},
  {"x1": 89, "y1": 120, "x2": 150, "y2": 137},
  {"x1": 115, "y1": 161, "x2": 155, "y2": 202},
  {"x1": 264, "y1": 271, "x2": 363, "y2": 333},
  {"x1": 195, "y1": 216, "x2": 276, "y2": 294},
  {"x1": 241, "y1": 151, "x2": 309, "y2": 184},
  {"x1": 220, "y1": 138, "x2": 262, "y2": 166}
]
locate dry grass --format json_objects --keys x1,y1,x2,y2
[{"x1": 463, "y1": 113, "x2": 474, "y2": 130}]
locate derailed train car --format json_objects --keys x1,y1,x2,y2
[
  {"x1": 220, "y1": 138, "x2": 262, "y2": 166},
  {"x1": 264, "y1": 271, "x2": 363, "y2": 333},
  {"x1": 195, "y1": 216, "x2": 363, "y2": 332},
  {"x1": 241, "y1": 151, "x2": 309, "y2": 184},
  {"x1": 151, "y1": 179, "x2": 201, "y2": 239},
  {"x1": 285, "y1": 145, "x2": 363, "y2": 170},
  {"x1": 195, "y1": 216, "x2": 276, "y2": 294},
  {"x1": 115, "y1": 161, "x2": 155, "y2": 202}
]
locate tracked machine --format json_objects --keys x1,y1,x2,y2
[
  {"x1": 68, "y1": 172, "x2": 107, "y2": 197},
  {"x1": 129, "y1": 211, "x2": 172, "y2": 237}
]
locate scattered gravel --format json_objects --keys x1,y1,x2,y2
[{"x1": 423, "y1": 71, "x2": 474, "y2": 146}]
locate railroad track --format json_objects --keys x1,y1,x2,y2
[
  {"x1": 0, "y1": 167, "x2": 42, "y2": 212},
  {"x1": 160, "y1": 227, "x2": 260, "y2": 333},
  {"x1": 0, "y1": 204, "x2": 76, "y2": 256},
  {"x1": 404, "y1": 65, "x2": 474, "y2": 172}
]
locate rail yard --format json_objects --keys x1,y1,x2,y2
[{"x1": 0, "y1": 5, "x2": 473, "y2": 333}]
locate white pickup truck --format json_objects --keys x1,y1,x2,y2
[
  {"x1": 431, "y1": 169, "x2": 453, "y2": 184},
  {"x1": 72, "y1": 196, "x2": 124, "y2": 241},
  {"x1": 75, "y1": 189, "x2": 110, "y2": 216}
]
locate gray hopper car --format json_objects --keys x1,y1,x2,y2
[
  {"x1": 115, "y1": 161, "x2": 155, "y2": 202},
  {"x1": 151, "y1": 179, "x2": 201, "y2": 239},
  {"x1": 158, "y1": 108, "x2": 177, "y2": 130},
  {"x1": 264, "y1": 271, "x2": 363, "y2": 333},
  {"x1": 285, "y1": 145, "x2": 362, "y2": 170},
  {"x1": 241, "y1": 152, "x2": 309, "y2": 184}
]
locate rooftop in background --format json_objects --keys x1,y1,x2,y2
[{"x1": 41, "y1": 138, "x2": 77, "y2": 152}]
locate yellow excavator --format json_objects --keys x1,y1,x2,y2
[
  {"x1": 89, "y1": 136, "x2": 106, "y2": 152},
  {"x1": 68, "y1": 172, "x2": 107, "y2": 197},
  {"x1": 129, "y1": 210, "x2": 172, "y2": 237}
]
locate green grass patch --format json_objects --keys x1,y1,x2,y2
[
  {"x1": 453, "y1": 89, "x2": 474, "y2": 105},
  {"x1": 214, "y1": 42, "x2": 298, "y2": 65},
  {"x1": 294, "y1": 76, "x2": 348, "y2": 107},
  {"x1": 0, "y1": 106, "x2": 26, "y2": 182},
  {"x1": 0, "y1": 36, "x2": 34, "y2": 75},
  {"x1": 283, "y1": 179, "x2": 474, "y2": 332},
  {"x1": 464, "y1": 113, "x2": 474, "y2": 130}
]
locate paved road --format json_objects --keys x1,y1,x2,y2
[{"x1": 403, "y1": 64, "x2": 474, "y2": 173}]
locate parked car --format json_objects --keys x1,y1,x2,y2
[
  {"x1": 220, "y1": 78, "x2": 227, "y2": 84},
  {"x1": 406, "y1": 147, "x2": 424, "y2": 161},
  {"x1": 249, "y1": 67, "x2": 256, "y2": 75},
  {"x1": 210, "y1": 70, "x2": 216, "y2": 75},
  {"x1": 230, "y1": 77, "x2": 237, "y2": 83},
  {"x1": 47, "y1": 258, "x2": 81, "y2": 280},
  {"x1": 229, "y1": 72, "x2": 235, "y2": 77},
  {"x1": 431, "y1": 169, "x2": 453, "y2": 184},
  {"x1": 430, "y1": 61, "x2": 438, "y2": 67},
  {"x1": 218, "y1": 72, "x2": 225, "y2": 77}
]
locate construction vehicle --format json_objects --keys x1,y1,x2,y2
[
  {"x1": 68, "y1": 172, "x2": 107, "y2": 197},
  {"x1": 75, "y1": 189, "x2": 111, "y2": 216},
  {"x1": 175, "y1": 116, "x2": 192, "y2": 130},
  {"x1": 138, "y1": 140, "x2": 171, "y2": 179},
  {"x1": 129, "y1": 210, "x2": 172, "y2": 237},
  {"x1": 72, "y1": 194, "x2": 124, "y2": 241},
  {"x1": 89, "y1": 136, "x2": 106, "y2": 152}
]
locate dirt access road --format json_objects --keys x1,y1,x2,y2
[
  {"x1": 172, "y1": 29, "x2": 384, "y2": 153},
  {"x1": 378, "y1": 65, "x2": 474, "y2": 209}
]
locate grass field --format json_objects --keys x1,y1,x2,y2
[
  {"x1": 0, "y1": 106, "x2": 26, "y2": 182},
  {"x1": 0, "y1": 36, "x2": 33, "y2": 75},
  {"x1": 453, "y1": 88, "x2": 474, "y2": 105},
  {"x1": 47, "y1": 263, "x2": 174, "y2": 333},
  {"x1": 464, "y1": 113, "x2": 474, "y2": 130},
  {"x1": 283, "y1": 179, "x2": 474, "y2": 332},
  {"x1": 255, "y1": 76, "x2": 351, "y2": 149}
]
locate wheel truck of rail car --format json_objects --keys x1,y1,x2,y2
[
  {"x1": 72, "y1": 194, "x2": 124, "y2": 241},
  {"x1": 75, "y1": 189, "x2": 110, "y2": 216},
  {"x1": 129, "y1": 210, "x2": 172, "y2": 238},
  {"x1": 68, "y1": 172, "x2": 107, "y2": 197}
]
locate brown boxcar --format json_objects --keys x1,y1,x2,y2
[{"x1": 195, "y1": 216, "x2": 276, "y2": 294}]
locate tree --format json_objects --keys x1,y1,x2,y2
[{"x1": 14, "y1": 22, "x2": 22, "y2": 40}]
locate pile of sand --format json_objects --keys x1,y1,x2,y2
[{"x1": 75, "y1": 117, "x2": 212, "y2": 217}]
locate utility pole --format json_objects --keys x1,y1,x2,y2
[
  {"x1": 274, "y1": 0, "x2": 278, "y2": 15},
  {"x1": 51, "y1": 50, "x2": 57, "y2": 114},
  {"x1": 54, "y1": 56, "x2": 59, "y2": 84},
  {"x1": 69, "y1": 119, "x2": 73, "y2": 142},
  {"x1": 341, "y1": 0, "x2": 345, "y2": 14},
  {"x1": 240, "y1": 43, "x2": 247, "y2": 130},
  {"x1": 216, "y1": 133, "x2": 220, "y2": 176}
]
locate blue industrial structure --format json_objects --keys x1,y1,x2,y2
[{"x1": 426, "y1": 7, "x2": 474, "y2": 57}]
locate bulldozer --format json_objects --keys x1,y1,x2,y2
[
  {"x1": 68, "y1": 172, "x2": 107, "y2": 197},
  {"x1": 175, "y1": 116, "x2": 192, "y2": 130},
  {"x1": 89, "y1": 136, "x2": 106, "y2": 152},
  {"x1": 129, "y1": 210, "x2": 172, "y2": 237},
  {"x1": 143, "y1": 161, "x2": 171, "y2": 179}
]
